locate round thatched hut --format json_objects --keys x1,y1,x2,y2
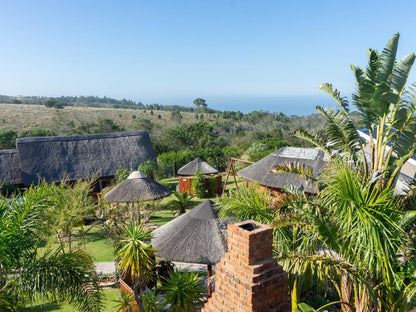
[
  {"x1": 151, "y1": 200, "x2": 227, "y2": 295},
  {"x1": 177, "y1": 157, "x2": 222, "y2": 196}
]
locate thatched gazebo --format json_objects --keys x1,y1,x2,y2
[
  {"x1": 104, "y1": 171, "x2": 171, "y2": 221},
  {"x1": 177, "y1": 157, "x2": 222, "y2": 195},
  {"x1": 152, "y1": 200, "x2": 227, "y2": 295}
]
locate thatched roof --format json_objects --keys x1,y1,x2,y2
[
  {"x1": 16, "y1": 131, "x2": 155, "y2": 186},
  {"x1": 177, "y1": 157, "x2": 218, "y2": 176},
  {"x1": 0, "y1": 149, "x2": 22, "y2": 185},
  {"x1": 238, "y1": 147, "x2": 329, "y2": 194},
  {"x1": 152, "y1": 200, "x2": 227, "y2": 265},
  {"x1": 104, "y1": 171, "x2": 170, "y2": 202}
]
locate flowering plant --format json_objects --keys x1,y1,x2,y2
[{"x1": 156, "y1": 260, "x2": 174, "y2": 271}]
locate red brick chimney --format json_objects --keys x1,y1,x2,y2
[{"x1": 202, "y1": 220, "x2": 289, "y2": 312}]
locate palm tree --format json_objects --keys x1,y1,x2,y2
[
  {"x1": 0, "y1": 184, "x2": 103, "y2": 311},
  {"x1": 169, "y1": 191, "x2": 194, "y2": 215}
]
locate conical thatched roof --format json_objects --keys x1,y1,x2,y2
[
  {"x1": 238, "y1": 147, "x2": 329, "y2": 194},
  {"x1": 177, "y1": 157, "x2": 218, "y2": 176},
  {"x1": 104, "y1": 171, "x2": 171, "y2": 202},
  {"x1": 16, "y1": 131, "x2": 155, "y2": 186},
  {"x1": 152, "y1": 200, "x2": 227, "y2": 265}
]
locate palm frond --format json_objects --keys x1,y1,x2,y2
[
  {"x1": 272, "y1": 162, "x2": 316, "y2": 182},
  {"x1": 14, "y1": 248, "x2": 103, "y2": 312},
  {"x1": 376, "y1": 33, "x2": 399, "y2": 84}
]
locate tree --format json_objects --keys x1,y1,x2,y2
[
  {"x1": 0, "y1": 129, "x2": 17, "y2": 149},
  {"x1": 44, "y1": 98, "x2": 65, "y2": 109},
  {"x1": 297, "y1": 33, "x2": 416, "y2": 189},
  {"x1": 193, "y1": 98, "x2": 206, "y2": 108},
  {"x1": 191, "y1": 171, "x2": 207, "y2": 198}
]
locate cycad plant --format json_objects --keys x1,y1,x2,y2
[
  {"x1": 169, "y1": 191, "x2": 194, "y2": 215},
  {"x1": 160, "y1": 270, "x2": 205, "y2": 312}
]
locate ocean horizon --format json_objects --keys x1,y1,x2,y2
[{"x1": 149, "y1": 95, "x2": 338, "y2": 116}]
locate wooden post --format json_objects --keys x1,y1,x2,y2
[
  {"x1": 207, "y1": 264, "x2": 212, "y2": 297},
  {"x1": 221, "y1": 158, "x2": 233, "y2": 196}
]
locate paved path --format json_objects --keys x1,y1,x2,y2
[{"x1": 95, "y1": 261, "x2": 209, "y2": 275}]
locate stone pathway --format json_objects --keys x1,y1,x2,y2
[{"x1": 95, "y1": 261, "x2": 209, "y2": 275}]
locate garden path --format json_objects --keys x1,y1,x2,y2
[{"x1": 95, "y1": 261, "x2": 208, "y2": 274}]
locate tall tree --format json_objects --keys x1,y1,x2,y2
[{"x1": 193, "y1": 98, "x2": 206, "y2": 108}]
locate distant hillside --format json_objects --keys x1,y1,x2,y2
[{"x1": 0, "y1": 103, "x2": 329, "y2": 175}]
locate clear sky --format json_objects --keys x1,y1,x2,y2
[{"x1": 2, "y1": 0, "x2": 416, "y2": 114}]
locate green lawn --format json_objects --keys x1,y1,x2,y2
[
  {"x1": 23, "y1": 287, "x2": 120, "y2": 312},
  {"x1": 38, "y1": 224, "x2": 115, "y2": 262}
]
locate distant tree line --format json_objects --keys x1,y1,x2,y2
[{"x1": 0, "y1": 94, "x2": 217, "y2": 113}]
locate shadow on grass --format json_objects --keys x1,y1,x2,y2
[
  {"x1": 83, "y1": 230, "x2": 107, "y2": 243},
  {"x1": 23, "y1": 302, "x2": 61, "y2": 312}
]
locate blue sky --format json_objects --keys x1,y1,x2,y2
[{"x1": 2, "y1": 0, "x2": 416, "y2": 114}]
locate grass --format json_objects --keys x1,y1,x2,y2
[
  {"x1": 23, "y1": 287, "x2": 120, "y2": 312},
  {"x1": 38, "y1": 224, "x2": 115, "y2": 262}
]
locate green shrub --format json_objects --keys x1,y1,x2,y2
[{"x1": 192, "y1": 171, "x2": 206, "y2": 198}]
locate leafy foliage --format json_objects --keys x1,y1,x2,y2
[
  {"x1": 160, "y1": 270, "x2": 205, "y2": 312},
  {"x1": 115, "y1": 222, "x2": 155, "y2": 287},
  {"x1": 138, "y1": 160, "x2": 158, "y2": 179},
  {"x1": 169, "y1": 191, "x2": 194, "y2": 214},
  {"x1": 0, "y1": 184, "x2": 103, "y2": 311},
  {"x1": 115, "y1": 168, "x2": 131, "y2": 183},
  {"x1": 192, "y1": 171, "x2": 207, "y2": 198}
]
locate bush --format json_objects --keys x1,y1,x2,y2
[
  {"x1": 138, "y1": 160, "x2": 158, "y2": 179},
  {"x1": 192, "y1": 171, "x2": 206, "y2": 198},
  {"x1": 0, "y1": 184, "x2": 20, "y2": 198},
  {"x1": 115, "y1": 168, "x2": 130, "y2": 183}
]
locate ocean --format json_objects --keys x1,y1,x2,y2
[{"x1": 153, "y1": 95, "x2": 338, "y2": 116}]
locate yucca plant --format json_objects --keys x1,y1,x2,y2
[
  {"x1": 113, "y1": 291, "x2": 137, "y2": 312},
  {"x1": 115, "y1": 222, "x2": 155, "y2": 288}
]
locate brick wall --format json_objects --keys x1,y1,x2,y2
[{"x1": 201, "y1": 220, "x2": 290, "y2": 312}]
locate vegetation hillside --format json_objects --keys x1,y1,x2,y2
[{"x1": 0, "y1": 102, "x2": 327, "y2": 174}]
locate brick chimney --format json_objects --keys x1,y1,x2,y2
[{"x1": 201, "y1": 220, "x2": 289, "y2": 312}]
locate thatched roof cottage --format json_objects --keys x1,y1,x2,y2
[
  {"x1": 0, "y1": 149, "x2": 23, "y2": 186},
  {"x1": 237, "y1": 147, "x2": 330, "y2": 195}
]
